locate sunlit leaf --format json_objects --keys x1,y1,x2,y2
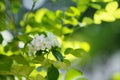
[
  {"x1": 47, "y1": 64, "x2": 59, "y2": 80},
  {"x1": 76, "y1": 0, "x2": 90, "y2": 12},
  {"x1": 63, "y1": 17, "x2": 78, "y2": 26},
  {"x1": 76, "y1": 77, "x2": 88, "y2": 80},
  {"x1": 82, "y1": 17, "x2": 93, "y2": 25},
  {"x1": 105, "y1": 1, "x2": 118, "y2": 12},
  {"x1": 90, "y1": 3, "x2": 101, "y2": 9},
  {"x1": 65, "y1": 68, "x2": 83, "y2": 80},
  {"x1": 0, "y1": 1, "x2": 5, "y2": 12},
  {"x1": 62, "y1": 27, "x2": 73, "y2": 34},
  {"x1": 113, "y1": 9, "x2": 120, "y2": 19},
  {"x1": 112, "y1": 72, "x2": 120, "y2": 80},
  {"x1": 35, "y1": 74, "x2": 45, "y2": 80},
  {"x1": 66, "y1": 6, "x2": 80, "y2": 17},
  {"x1": 35, "y1": 8, "x2": 48, "y2": 23}
]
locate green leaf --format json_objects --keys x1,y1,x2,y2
[
  {"x1": 65, "y1": 68, "x2": 83, "y2": 80},
  {"x1": 17, "y1": 34, "x2": 32, "y2": 43},
  {"x1": 0, "y1": 54, "x2": 13, "y2": 71},
  {"x1": 64, "y1": 48, "x2": 74, "y2": 55},
  {"x1": 0, "y1": 2, "x2": 5, "y2": 12},
  {"x1": 105, "y1": 1, "x2": 118, "y2": 12},
  {"x1": 14, "y1": 66, "x2": 34, "y2": 76},
  {"x1": 82, "y1": 17, "x2": 93, "y2": 25},
  {"x1": 72, "y1": 49, "x2": 87, "y2": 57},
  {"x1": 0, "y1": 65, "x2": 34, "y2": 77},
  {"x1": 52, "y1": 49, "x2": 64, "y2": 62},
  {"x1": 113, "y1": 9, "x2": 120, "y2": 19},
  {"x1": 66, "y1": 6, "x2": 80, "y2": 17},
  {"x1": 35, "y1": 50, "x2": 43, "y2": 56},
  {"x1": 11, "y1": 55, "x2": 29, "y2": 65},
  {"x1": 32, "y1": 55, "x2": 45, "y2": 64},
  {"x1": 47, "y1": 64, "x2": 59, "y2": 80},
  {"x1": 10, "y1": 0, "x2": 22, "y2": 13},
  {"x1": 90, "y1": 3, "x2": 101, "y2": 9},
  {"x1": 76, "y1": 77, "x2": 87, "y2": 80}
]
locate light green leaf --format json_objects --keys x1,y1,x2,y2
[
  {"x1": 66, "y1": 6, "x2": 80, "y2": 17},
  {"x1": 82, "y1": 17, "x2": 93, "y2": 25},
  {"x1": 113, "y1": 9, "x2": 120, "y2": 19},
  {"x1": 0, "y1": 1, "x2": 5, "y2": 12},
  {"x1": 105, "y1": 1, "x2": 118, "y2": 12},
  {"x1": 90, "y1": 3, "x2": 101, "y2": 9},
  {"x1": 65, "y1": 68, "x2": 83, "y2": 80},
  {"x1": 76, "y1": 77, "x2": 87, "y2": 80},
  {"x1": 35, "y1": 74, "x2": 45, "y2": 80}
]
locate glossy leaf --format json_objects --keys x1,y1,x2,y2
[
  {"x1": 47, "y1": 64, "x2": 59, "y2": 80},
  {"x1": 0, "y1": 33, "x2": 3, "y2": 44},
  {"x1": 52, "y1": 48, "x2": 64, "y2": 62}
]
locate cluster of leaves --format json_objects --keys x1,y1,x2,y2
[{"x1": 0, "y1": 0, "x2": 120, "y2": 80}]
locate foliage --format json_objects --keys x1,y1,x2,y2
[{"x1": 0, "y1": 0, "x2": 120, "y2": 80}]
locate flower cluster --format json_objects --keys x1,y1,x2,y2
[{"x1": 28, "y1": 32, "x2": 60, "y2": 55}]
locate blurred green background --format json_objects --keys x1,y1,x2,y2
[{"x1": 0, "y1": 0, "x2": 120, "y2": 80}]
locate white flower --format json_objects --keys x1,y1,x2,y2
[
  {"x1": 28, "y1": 32, "x2": 60, "y2": 55},
  {"x1": 47, "y1": 32, "x2": 60, "y2": 47}
]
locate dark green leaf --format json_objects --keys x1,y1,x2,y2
[
  {"x1": 0, "y1": 54, "x2": 13, "y2": 71},
  {"x1": 47, "y1": 64, "x2": 59, "y2": 80},
  {"x1": 52, "y1": 49, "x2": 64, "y2": 62},
  {"x1": 36, "y1": 50, "x2": 43, "y2": 56},
  {"x1": 0, "y1": 33, "x2": 3, "y2": 44}
]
